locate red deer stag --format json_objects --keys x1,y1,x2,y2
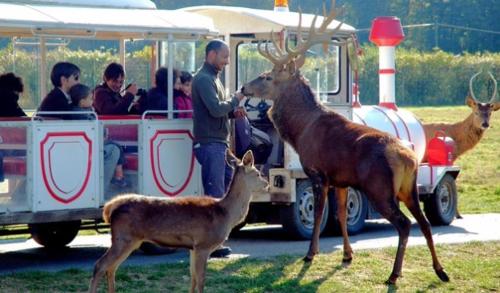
[
  {"x1": 241, "y1": 2, "x2": 449, "y2": 284},
  {"x1": 88, "y1": 150, "x2": 268, "y2": 293},
  {"x1": 422, "y1": 71, "x2": 499, "y2": 162}
]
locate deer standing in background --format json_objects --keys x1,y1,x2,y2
[
  {"x1": 422, "y1": 71, "x2": 499, "y2": 162},
  {"x1": 89, "y1": 150, "x2": 268, "y2": 293},
  {"x1": 241, "y1": 1, "x2": 449, "y2": 284}
]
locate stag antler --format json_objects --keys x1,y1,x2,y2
[
  {"x1": 469, "y1": 71, "x2": 498, "y2": 103},
  {"x1": 258, "y1": 0, "x2": 344, "y2": 66},
  {"x1": 487, "y1": 72, "x2": 497, "y2": 103}
]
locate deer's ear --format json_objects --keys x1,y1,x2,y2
[
  {"x1": 466, "y1": 95, "x2": 476, "y2": 108},
  {"x1": 242, "y1": 150, "x2": 254, "y2": 168},
  {"x1": 492, "y1": 102, "x2": 500, "y2": 111}
]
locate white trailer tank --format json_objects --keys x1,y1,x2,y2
[{"x1": 352, "y1": 106, "x2": 426, "y2": 163}]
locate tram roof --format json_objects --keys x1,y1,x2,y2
[
  {"x1": 0, "y1": 2, "x2": 218, "y2": 39},
  {"x1": 181, "y1": 6, "x2": 355, "y2": 37}
]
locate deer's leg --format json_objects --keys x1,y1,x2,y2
[
  {"x1": 335, "y1": 187, "x2": 353, "y2": 263},
  {"x1": 189, "y1": 250, "x2": 197, "y2": 293},
  {"x1": 89, "y1": 235, "x2": 140, "y2": 293},
  {"x1": 304, "y1": 170, "x2": 328, "y2": 261},
  {"x1": 401, "y1": 185, "x2": 449, "y2": 282},
  {"x1": 367, "y1": 189, "x2": 411, "y2": 285},
  {"x1": 190, "y1": 248, "x2": 210, "y2": 293}
]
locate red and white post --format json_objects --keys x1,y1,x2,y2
[{"x1": 369, "y1": 17, "x2": 404, "y2": 111}]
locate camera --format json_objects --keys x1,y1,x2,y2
[{"x1": 136, "y1": 88, "x2": 147, "y2": 98}]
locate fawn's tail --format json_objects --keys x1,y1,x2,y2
[{"x1": 102, "y1": 194, "x2": 140, "y2": 223}]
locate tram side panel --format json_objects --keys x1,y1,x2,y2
[
  {"x1": 141, "y1": 119, "x2": 202, "y2": 198},
  {"x1": 31, "y1": 120, "x2": 100, "y2": 212}
]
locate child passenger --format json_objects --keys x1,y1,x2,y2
[
  {"x1": 174, "y1": 71, "x2": 193, "y2": 119},
  {"x1": 69, "y1": 84, "x2": 129, "y2": 188}
]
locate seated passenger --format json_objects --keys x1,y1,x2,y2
[
  {"x1": 69, "y1": 84, "x2": 128, "y2": 188},
  {"x1": 93, "y1": 62, "x2": 138, "y2": 115},
  {"x1": 144, "y1": 67, "x2": 179, "y2": 112},
  {"x1": 0, "y1": 72, "x2": 26, "y2": 182},
  {"x1": 174, "y1": 71, "x2": 193, "y2": 119},
  {"x1": 38, "y1": 62, "x2": 80, "y2": 118},
  {"x1": 0, "y1": 72, "x2": 26, "y2": 117}
]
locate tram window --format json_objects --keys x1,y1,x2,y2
[
  {"x1": 46, "y1": 39, "x2": 122, "y2": 92},
  {"x1": 124, "y1": 39, "x2": 154, "y2": 90},
  {"x1": 236, "y1": 42, "x2": 274, "y2": 90},
  {"x1": 159, "y1": 41, "x2": 205, "y2": 74},
  {"x1": 0, "y1": 37, "x2": 41, "y2": 110},
  {"x1": 236, "y1": 40, "x2": 340, "y2": 102}
]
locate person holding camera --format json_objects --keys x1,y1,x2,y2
[{"x1": 93, "y1": 62, "x2": 138, "y2": 115}]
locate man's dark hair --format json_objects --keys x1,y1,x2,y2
[
  {"x1": 0, "y1": 72, "x2": 24, "y2": 94},
  {"x1": 155, "y1": 67, "x2": 180, "y2": 93},
  {"x1": 50, "y1": 62, "x2": 80, "y2": 87},
  {"x1": 155, "y1": 67, "x2": 169, "y2": 93},
  {"x1": 69, "y1": 84, "x2": 91, "y2": 106},
  {"x1": 103, "y1": 62, "x2": 125, "y2": 81},
  {"x1": 205, "y1": 39, "x2": 228, "y2": 57}
]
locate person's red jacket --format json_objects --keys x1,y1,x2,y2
[
  {"x1": 174, "y1": 91, "x2": 193, "y2": 118},
  {"x1": 93, "y1": 83, "x2": 134, "y2": 115}
]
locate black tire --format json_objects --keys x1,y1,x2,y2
[
  {"x1": 139, "y1": 242, "x2": 177, "y2": 255},
  {"x1": 28, "y1": 220, "x2": 81, "y2": 249},
  {"x1": 280, "y1": 179, "x2": 328, "y2": 240},
  {"x1": 326, "y1": 187, "x2": 368, "y2": 235},
  {"x1": 424, "y1": 174, "x2": 457, "y2": 226}
]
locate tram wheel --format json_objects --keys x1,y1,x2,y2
[{"x1": 29, "y1": 220, "x2": 81, "y2": 249}]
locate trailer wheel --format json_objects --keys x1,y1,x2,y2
[
  {"x1": 28, "y1": 220, "x2": 81, "y2": 249},
  {"x1": 280, "y1": 179, "x2": 328, "y2": 239},
  {"x1": 424, "y1": 174, "x2": 457, "y2": 226},
  {"x1": 139, "y1": 242, "x2": 177, "y2": 255},
  {"x1": 327, "y1": 187, "x2": 368, "y2": 235}
]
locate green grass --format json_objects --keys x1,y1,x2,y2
[
  {"x1": 407, "y1": 106, "x2": 500, "y2": 214},
  {"x1": 0, "y1": 241, "x2": 498, "y2": 292}
]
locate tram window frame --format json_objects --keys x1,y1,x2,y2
[{"x1": 235, "y1": 37, "x2": 341, "y2": 102}]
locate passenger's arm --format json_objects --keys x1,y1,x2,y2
[{"x1": 94, "y1": 89, "x2": 134, "y2": 114}]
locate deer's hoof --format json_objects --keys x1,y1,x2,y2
[
  {"x1": 303, "y1": 255, "x2": 314, "y2": 262},
  {"x1": 385, "y1": 273, "x2": 399, "y2": 285},
  {"x1": 436, "y1": 269, "x2": 450, "y2": 282},
  {"x1": 341, "y1": 256, "x2": 352, "y2": 267}
]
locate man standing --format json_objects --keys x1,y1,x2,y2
[{"x1": 192, "y1": 39, "x2": 245, "y2": 257}]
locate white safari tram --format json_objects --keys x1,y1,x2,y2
[
  {"x1": 0, "y1": 0, "x2": 216, "y2": 248},
  {"x1": 0, "y1": 0, "x2": 459, "y2": 247}
]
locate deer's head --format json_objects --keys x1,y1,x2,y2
[
  {"x1": 466, "y1": 71, "x2": 499, "y2": 129},
  {"x1": 228, "y1": 150, "x2": 268, "y2": 194},
  {"x1": 241, "y1": 0, "x2": 343, "y2": 101}
]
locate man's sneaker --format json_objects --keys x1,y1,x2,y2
[
  {"x1": 210, "y1": 246, "x2": 232, "y2": 258},
  {"x1": 111, "y1": 177, "x2": 128, "y2": 188}
]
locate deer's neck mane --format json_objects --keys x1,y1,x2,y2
[
  {"x1": 451, "y1": 114, "x2": 485, "y2": 156},
  {"x1": 218, "y1": 170, "x2": 252, "y2": 226},
  {"x1": 268, "y1": 74, "x2": 324, "y2": 146}
]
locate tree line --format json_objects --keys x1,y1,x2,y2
[{"x1": 154, "y1": 0, "x2": 499, "y2": 53}]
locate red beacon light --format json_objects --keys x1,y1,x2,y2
[
  {"x1": 369, "y1": 16, "x2": 405, "y2": 111},
  {"x1": 369, "y1": 16, "x2": 405, "y2": 46},
  {"x1": 274, "y1": 0, "x2": 289, "y2": 12}
]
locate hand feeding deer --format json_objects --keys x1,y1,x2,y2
[
  {"x1": 88, "y1": 150, "x2": 268, "y2": 293},
  {"x1": 241, "y1": 1, "x2": 449, "y2": 284},
  {"x1": 422, "y1": 71, "x2": 499, "y2": 162}
]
